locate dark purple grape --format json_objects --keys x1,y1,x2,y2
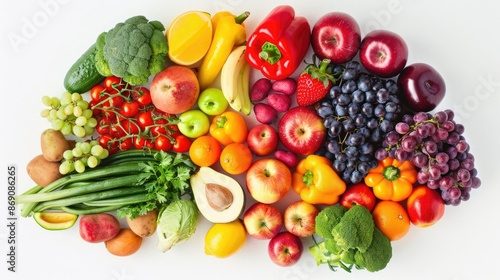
[
  {"x1": 385, "y1": 131, "x2": 399, "y2": 145},
  {"x1": 375, "y1": 148, "x2": 388, "y2": 161},
  {"x1": 433, "y1": 111, "x2": 448, "y2": 124},
  {"x1": 412, "y1": 152, "x2": 428, "y2": 168},
  {"x1": 456, "y1": 140, "x2": 469, "y2": 153},
  {"x1": 435, "y1": 152, "x2": 449, "y2": 164},
  {"x1": 401, "y1": 135, "x2": 418, "y2": 152},
  {"x1": 329, "y1": 85, "x2": 341, "y2": 99}
]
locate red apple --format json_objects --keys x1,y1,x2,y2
[
  {"x1": 406, "y1": 185, "x2": 445, "y2": 227},
  {"x1": 278, "y1": 106, "x2": 326, "y2": 155},
  {"x1": 359, "y1": 29, "x2": 408, "y2": 78},
  {"x1": 311, "y1": 12, "x2": 361, "y2": 64},
  {"x1": 268, "y1": 231, "x2": 303, "y2": 267},
  {"x1": 397, "y1": 63, "x2": 446, "y2": 112},
  {"x1": 339, "y1": 183, "x2": 377, "y2": 212},
  {"x1": 246, "y1": 158, "x2": 292, "y2": 204},
  {"x1": 247, "y1": 124, "x2": 279, "y2": 157},
  {"x1": 283, "y1": 201, "x2": 319, "y2": 237},
  {"x1": 243, "y1": 202, "x2": 283, "y2": 240},
  {"x1": 150, "y1": 65, "x2": 200, "y2": 114}
]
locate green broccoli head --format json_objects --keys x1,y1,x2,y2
[
  {"x1": 94, "y1": 15, "x2": 168, "y2": 86},
  {"x1": 331, "y1": 205, "x2": 374, "y2": 253},
  {"x1": 354, "y1": 227, "x2": 392, "y2": 272},
  {"x1": 315, "y1": 205, "x2": 347, "y2": 239}
]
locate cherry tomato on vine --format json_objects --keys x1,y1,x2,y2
[
  {"x1": 104, "y1": 76, "x2": 124, "y2": 93},
  {"x1": 90, "y1": 85, "x2": 106, "y2": 101},
  {"x1": 137, "y1": 110, "x2": 154, "y2": 131},
  {"x1": 96, "y1": 118, "x2": 111, "y2": 135},
  {"x1": 134, "y1": 135, "x2": 154, "y2": 149},
  {"x1": 99, "y1": 134, "x2": 119, "y2": 154},
  {"x1": 155, "y1": 135, "x2": 173, "y2": 152},
  {"x1": 120, "y1": 119, "x2": 141, "y2": 135},
  {"x1": 89, "y1": 99, "x2": 102, "y2": 116},
  {"x1": 109, "y1": 95, "x2": 125, "y2": 108},
  {"x1": 120, "y1": 100, "x2": 140, "y2": 118},
  {"x1": 119, "y1": 137, "x2": 134, "y2": 151},
  {"x1": 172, "y1": 134, "x2": 191, "y2": 153},
  {"x1": 132, "y1": 87, "x2": 152, "y2": 108}
]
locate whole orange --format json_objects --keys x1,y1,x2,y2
[
  {"x1": 220, "y1": 143, "x2": 253, "y2": 175},
  {"x1": 372, "y1": 200, "x2": 410, "y2": 241},
  {"x1": 189, "y1": 135, "x2": 222, "y2": 167}
]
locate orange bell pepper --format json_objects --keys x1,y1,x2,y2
[
  {"x1": 292, "y1": 155, "x2": 346, "y2": 205},
  {"x1": 364, "y1": 157, "x2": 417, "y2": 202},
  {"x1": 209, "y1": 111, "x2": 248, "y2": 146}
]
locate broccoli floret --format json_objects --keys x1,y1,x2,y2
[
  {"x1": 354, "y1": 227, "x2": 392, "y2": 272},
  {"x1": 315, "y1": 205, "x2": 347, "y2": 239},
  {"x1": 331, "y1": 205, "x2": 374, "y2": 253},
  {"x1": 94, "y1": 15, "x2": 168, "y2": 86}
]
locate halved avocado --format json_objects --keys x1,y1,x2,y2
[
  {"x1": 190, "y1": 167, "x2": 245, "y2": 223},
  {"x1": 33, "y1": 212, "x2": 79, "y2": 230}
]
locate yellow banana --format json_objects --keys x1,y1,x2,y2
[{"x1": 220, "y1": 45, "x2": 252, "y2": 114}]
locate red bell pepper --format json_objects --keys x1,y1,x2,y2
[{"x1": 245, "y1": 5, "x2": 311, "y2": 80}]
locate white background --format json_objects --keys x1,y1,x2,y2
[{"x1": 1, "y1": 0, "x2": 499, "y2": 279}]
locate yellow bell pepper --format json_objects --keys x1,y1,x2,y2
[
  {"x1": 364, "y1": 157, "x2": 417, "y2": 202},
  {"x1": 209, "y1": 111, "x2": 248, "y2": 146},
  {"x1": 292, "y1": 155, "x2": 346, "y2": 205},
  {"x1": 197, "y1": 11, "x2": 249, "y2": 90}
]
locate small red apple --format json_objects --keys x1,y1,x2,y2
[
  {"x1": 247, "y1": 124, "x2": 279, "y2": 157},
  {"x1": 283, "y1": 201, "x2": 319, "y2": 237},
  {"x1": 243, "y1": 202, "x2": 283, "y2": 240},
  {"x1": 311, "y1": 11, "x2": 361, "y2": 64},
  {"x1": 246, "y1": 158, "x2": 292, "y2": 204},
  {"x1": 278, "y1": 106, "x2": 326, "y2": 155},
  {"x1": 268, "y1": 231, "x2": 303, "y2": 267},
  {"x1": 339, "y1": 183, "x2": 377, "y2": 212},
  {"x1": 150, "y1": 65, "x2": 200, "y2": 114},
  {"x1": 359, "y1": 29, "x2": 408, "y2": 78},
  {"x1": 406, "y1": 185, "x2": 445, "y2": 227}
]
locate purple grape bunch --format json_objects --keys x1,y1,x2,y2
[{"x1": 375, "y1": 109, "x2": 481, "y2": 205}]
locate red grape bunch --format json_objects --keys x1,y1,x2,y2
[{"x1": 375, "y1": 109, "x2": 481, "y2": 205}]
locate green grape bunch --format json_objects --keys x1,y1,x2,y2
[
  {"x1": 59, "y1": 140, "x2": 109, "y2": 174},
  {"x1": 40, "y1": 92, "x2": 98, "y2": 138}
]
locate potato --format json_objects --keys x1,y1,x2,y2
[
  {"x1": 26, "y1": 154, "x2": 62, "y2": 187},
  {"x1": 79, "y1": 214, "x2": 120, "y2": 243},
  {"x1": 105, "y1": 228, "x2": 143, "y2": 256},
  {"x1": 126, "y1": 210, "x2": 158, "y2": 237},
  {"x1": 41, "y1": 129, "x2": 70, "y2": 162}
]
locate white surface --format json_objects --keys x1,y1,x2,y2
[{"x1": 1, "y1": 0, "x2": 499, "y2": 279}]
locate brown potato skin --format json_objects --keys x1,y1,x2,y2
[
  {"x1": 105, "y1": 228, "x2": 143, "y2": 256},
  {"x1": 40, "y1": 129, "x2": 70, "y2": 162},
  {"x1": 126, "y1": 210, "x2": 159, "y2": 237},
  {"x1": 26, "y1": 154, "x2": 62, "y2": 187}
]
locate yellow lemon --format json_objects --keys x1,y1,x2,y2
[
  {"x1": 167, "y1": 11, "x2": 213, "y2": 66},
  {"x1": 33, "y1": 212, "x2": 78, "y2": 230},
  {"x1": 204, "y1": 219, "x2": 246, "y2": 258}
]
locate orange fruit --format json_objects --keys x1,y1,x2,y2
[
  {"x1": 189, "y1": 135, "x2": 222, "y2": 167},
  {"x1": 220, "y1": 143, "x2": 253, "y2": 175},
  {"x1": 372, "y1": 200, "x2": 410, "y2": 241},
  {"x1": 167, "y1": 11, "x2": 213, "y2": 66}
]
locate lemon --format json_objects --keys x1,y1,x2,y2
[
  {"x1": 33, "y1": 212, "x2": 78, "y2": 230},
  {"x1": 204, "y1": 219, "x2": 246, "y2": 258},
  {"x1": 167, "y1": 11, "x2": 213, "y2": 66}
]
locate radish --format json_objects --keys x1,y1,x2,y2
[
  {"x1": 266, "y1": 93, "x2": 291, "y2": 112},
  {"x1": 272, "y1": 78, "x2": 297, "y2": 96},
  {"x1": 274, "y1": 149, "x2": 299, "y2": 168},
  {"x1": 250, "y1": 78, "x2": 272, "y2": 103},
  {"x1": 253, "y1": 103, "x2": 277, "y2": 124}
]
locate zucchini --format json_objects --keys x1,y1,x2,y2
[{"x1": 63, "y1": 43, "x2": 105, "y2": 93}]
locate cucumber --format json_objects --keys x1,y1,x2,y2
[{"x1": 63, "y1": 43, "x2": 105, "y2": 93}]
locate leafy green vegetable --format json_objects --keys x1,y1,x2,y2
[
  {"x1": 156, "y1": 200, "x2": 199, "y2": 253},
  {"x1": 117, "y1": 152, "x2": 197, "y2": 219},
  {"x1": 309, "y1": 205, "x2": 392, "y2": 273},
  {"x1": 94, "y1": 15, "x2": 168, "y2": 86}
]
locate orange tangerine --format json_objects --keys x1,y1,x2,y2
[
  {"x1": 189, "y1": 135, "x2": 222, "y2": 167},
  {"x1": 220, "y1": 143, "x2": 253, "y2": 175},
  {"x1": 167, "y1": 11, "x2": 213, "y2": 66},
  {"x1": 372, "y1": 200, "x2": 411, "y2": 241}
]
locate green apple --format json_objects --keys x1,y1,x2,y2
[
  {"x1": 197, "y1": 88, "x2": 229, "y2": 115},
  {"x1": 177, "y1": 110, "x2": 210, "y2": 138}
]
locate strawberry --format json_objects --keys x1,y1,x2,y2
[{"x1": 296, "y1": 58, "x2": 337, "y2": 107}]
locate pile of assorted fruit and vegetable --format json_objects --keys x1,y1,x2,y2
[{"x1": 18, "y1": 5, "x2": 482, "y2": 272}]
